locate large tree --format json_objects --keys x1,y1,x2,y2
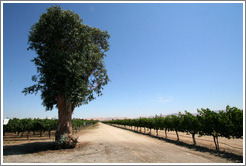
[{"x1": 23, "y1": 6, "x2": 110, "y2": 148}]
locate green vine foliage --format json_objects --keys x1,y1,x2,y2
[
  {"x1": 104, "y1": 105, "x2": 243, "y2": 150},
  {"x1": 4, "y1": 118, "x2": 97, "y2": 135}
]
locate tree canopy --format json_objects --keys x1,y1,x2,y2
[{"x1": 23, "y1": 6, "x2": 110, "y2": 110}]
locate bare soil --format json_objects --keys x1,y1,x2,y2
[
  {"x1": 3, "y1": 122, "x2": 243, "y2": 163},
  {"x1": 119, "y1": 125, "x2": 243, "y2": 156}
]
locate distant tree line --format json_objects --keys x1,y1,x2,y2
[
  {"x1": 3, "y1": 118, "x2": 98, "y2": 140},
  {"x1": 103, "y1": 105, "x2": 243, "y2": 151}
]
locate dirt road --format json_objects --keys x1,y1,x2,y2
[{"x1": 3, "y1": 122, "x2": 240, "y2": 163}]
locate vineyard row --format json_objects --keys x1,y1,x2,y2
[
  {"x1": 103, "y1": 105, "x2": 243, "y2": 151},
  {"x1": 3, "y1": 118, "x2": 98, "y2": 139}
]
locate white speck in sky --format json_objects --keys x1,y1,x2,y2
[
  {"x1": 157, "y1": 96, "x2": 173, "y2": 104},
  {"x1": 89, "y1": 6, "x2": 95, "y2": 12}
]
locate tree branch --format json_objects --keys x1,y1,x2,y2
[
  {"x1": 88, "y1": 81, "x2": 101, "y2": 90},
  {"x1": 87, "y1": 68, "x2": 95, "y2": 79}
]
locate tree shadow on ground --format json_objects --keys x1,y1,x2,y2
[
  {"x1": 3, "y1": 141, "x2": 89, "y2": 157},
  {"x1": 4, "y1": 138, "x2": 52, "y2": 142},
  {"x1": 112, "y1": 125, "x2": 243, "y2": 163},
  {"x1": 3, "y1": 141, "x2": 57, "y2": 156}
]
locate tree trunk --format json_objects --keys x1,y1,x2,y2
[
  {"x1": 175, "y1": 130, "x2": 179, "y2": 141},
  {"x1": 156, "y1": 129, "x2": 159, "y2": 137},
  {"x1": 55, "y1": 95, "x2": 78, "y2": 149},
  {"x1": 216, "y1": 136, "x2": 219, "y2": 151},
  {"x1": 165, "y1": 129, "x2": 167, "y2": 139},
  {"x1": 213, "y1": 135, "x2": 217, "y2": 150},
  {"x1": 213, "y1": 133, "x2": 219, "y2": 151},
  {"x1": 27, "y1": 131, "x2": 30, "y2": 140},
  {"x1": 213, "y1": 134, "x2": 219, "y2": 151},
  {"x1": 192, "y1": 132, "x2": 196, "y2": 145}
]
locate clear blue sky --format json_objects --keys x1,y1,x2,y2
[{"x1": 3, "y1": 2, "x2": 244, "y2": 119}]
